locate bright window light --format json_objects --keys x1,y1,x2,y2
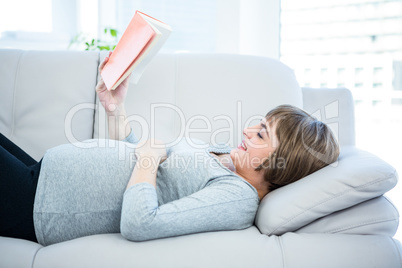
[
  {"x1": 79, "y1": 0, "x2": 98, "y2": 37},
  {"x1": 0, "y1": 0, "x2": 52, "y2": 33},
  {"x1": 281, "y1": 0, "x2": 402, "y2": 241}
]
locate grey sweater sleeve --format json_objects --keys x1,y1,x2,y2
[
  {"x1": 120, "y1": 180, "x2": 259, "y2": 242},
  {"x1": 122, "y1": 129, "x2": 139, "y2": 144}
]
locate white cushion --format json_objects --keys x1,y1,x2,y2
[
  {"x1": 302, "y1": 87, "x2": 356, "y2": 147},
  {"x1": 279, "y1": 232, "x2": 402, "y2": 268},
  {"x1": 94, "y1": 52, "x2": 178, "y2": 142},
  {"x1": 255, "y1": 146, "x2": 398, "y2": 235},
  {"x1": 0, "y1": 49, "x2": 23, "y2": 136},
  {"x1": 295, "y1": 196, "x2": 399, "y2": 236},
  {"x1": 173, "y1": 53, "x2": 303, "y2": 145},
  {"x1": 0, "y1": 237, "x2": 42, "y2": 267},
  {"x1": 0, "y1": 50, "x2": 99, "y2": 160}
]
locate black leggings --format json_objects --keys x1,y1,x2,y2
[{"x1": 0, "y1": 133, "x2": 41, "y2": 242}]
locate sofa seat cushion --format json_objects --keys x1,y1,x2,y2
[
  {"x1": 255, "y1": 146, "x2": 398, "y2": 235},
  {"x1": 0, "y1": 236, "x2": 42, "y2": 267},
  {"x1": 33, "y1": 228, "x2": 283, "y2": 268},
  {"x1": 13, "y1": 231, "x2": 402, "y2": 268}
]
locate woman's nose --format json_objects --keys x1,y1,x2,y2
[{"x1": 243, "y1": 128, "x2": 249, "y2": 138}]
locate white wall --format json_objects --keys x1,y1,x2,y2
[{"x1": 216, "y1": 0, "x2": 280, "y2": 59}]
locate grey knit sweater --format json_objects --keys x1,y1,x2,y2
[{"x1": 33, "y1": 132, "x2": 260, "y2": 246}]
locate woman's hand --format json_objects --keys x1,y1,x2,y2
[
  {"x1": 96, "y1": 52, "x2": 131, "y2": 140},
  {"x1": 96, "y1": 51, "x2": 131, "y2": 115},
  {"x1": 127, "y1": 139, "x2": 167, "y2": 189},
  {"x1": 135, "y1": 139, "x2": 167, "y2": 164}
]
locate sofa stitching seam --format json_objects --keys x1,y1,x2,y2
[
  {"x1": 323, "y1": 217, "x2": 398, "y2": 234},
  {"x1": 92, "y1": 52, "x2": 101, "y2": 139},
  {"x1": 268, "y1": 171, "x2": 397, "y2": 235},
  {"x1": 173, "y1": 52, "x2": 179, "y2": 135},
  {"x1": 277, "y1": 236, "x2": 286, "y2": 268},
  {"x1": 10, "y1": 50, "x2": 25, "y2": 138},
  {"x1": 30, "y1": 245, "x2": 42, "y2": 268},
  {"x1": 384, "y1": 195, "x2": 400, "y2": 217}
]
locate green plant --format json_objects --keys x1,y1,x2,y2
[{"x1": 68, "y1": 27, "x2": 119, "y2": 51}]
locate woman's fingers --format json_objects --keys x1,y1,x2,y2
[
  {"x1": 98, "y1": 51, "x2": 113, "y2": 73},
  {"x1": 95, "y1": 77, "x2": 107, "y2": 93},
  {"x1": 97, "y1": 52, "x2": 114, "y2": 93},
  {"x1": 98, "y1": 56, "x2": 109, "y2": 72}
]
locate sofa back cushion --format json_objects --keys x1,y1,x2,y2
[
  {"x1": 94, "y1": 52, "x2": 178, "y2": 142},
  {"x1": 94, "y1": 52, "x2": 303, "y2": 145},
  {"x1": 255, "y1": 146, "x2": 399, "y2": 236},
  {"x1": 0, "y1": 50, "x2": 98, "y2": 160}
]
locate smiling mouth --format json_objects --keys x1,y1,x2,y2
[{"x1": 237, "y1": 140, "x2": 247, "y2": 151}]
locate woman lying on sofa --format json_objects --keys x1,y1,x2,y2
[{"x1": 0, "y1": 55, "x2": 339, "y2": 246}]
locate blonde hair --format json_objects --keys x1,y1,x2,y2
[{"x1": 255, "y1": 104, "x2": 340, "y2": 192}]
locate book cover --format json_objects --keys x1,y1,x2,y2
[{"x1": 101, "y1": 11, "x2": 171, "y2": 90}]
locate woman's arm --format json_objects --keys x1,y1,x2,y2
[
  {"x1": 121, "y1": 179, "x2": 259, "y2": 242},
  {"x1": 106, "y1": 104, "x2": 131, "y2": 141},
  {"x1": 96, "y1": 52, "x2": 131, "y2": 140},
  {"x1": 122, "y1": 140, "x2": 258, "y2": 242}
]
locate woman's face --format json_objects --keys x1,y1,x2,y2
[{"x1": 230, "y1": 118, "x2": 279, "y2": 174}]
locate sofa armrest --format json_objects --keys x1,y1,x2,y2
[
  {"x1": 302, "y1": 87, "x2": 355, "y2": 147},
  {"x1": 280, "y1": 233, "x2": 402, "y2": 268},
  {"x1": 0, "y1": 50, "x2": 99, "y2": 160},
  {"x1": 295, "y1": 196, "x2": 400, "y2": 236}
]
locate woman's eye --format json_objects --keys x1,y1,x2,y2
[{"x1": 258, "y1": 132, "x2": 263, "y2": 139}]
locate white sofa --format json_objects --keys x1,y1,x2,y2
[{"x1": 0, "y1": 49, "x2": 401, "y2": 267}]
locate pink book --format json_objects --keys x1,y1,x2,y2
[{"x1": 101, "y1": 11, "x2": 172, "y2": 90}]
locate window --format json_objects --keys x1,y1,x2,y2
[
  {"x1": 106, "y1": 0, "x2": 218, "y2": 53},
  {"x1": 0, "y1": 0, "x2": 76, "y2": 50},
  {"x1": 1, "y1": 0, "x2": 281, "y2": 57},
  {"x1": 281, "y1": 0, "x2": 402, "y2": 241},
  {"x1": 0, "y1": 0, "x2": 52, "y2": 33}
]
